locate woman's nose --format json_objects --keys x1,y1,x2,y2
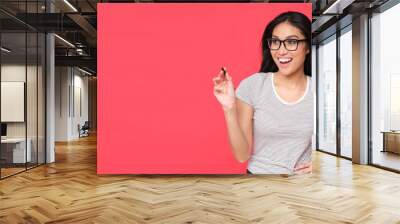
[{"x1": 277, "y1": 44, "x2": 288, "y2": 55}]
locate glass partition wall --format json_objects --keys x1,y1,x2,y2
[
  {"x1": 0, "y1": 1, "x2": 46, "y2": 179},
  {"x1": 316, "y1": 25, "x2": 353, "y2": 159},
  {"x1": 316, "y1": 0, "x2": 400, "y2": 172},
  {"x1": 317, "y1": 34, "x2": 337, "y2": 155},
  {"x1": 370, "y1": 2, "x2": 400, "y2": 172}
]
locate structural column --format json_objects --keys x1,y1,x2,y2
[
  {"x1": 352, "y1": 14, "x2": 369, "y2": 164},
  {"x1": 46, "y1": 0, "x2": 55, "y2": 163}
]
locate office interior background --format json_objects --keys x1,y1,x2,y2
[{"x1": 0, "y1": 0, "x2": 400, "y2": 223}]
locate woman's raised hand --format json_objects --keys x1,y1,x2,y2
[
  {"x1": 294, "y1": 162, "x2": 312, "y2": 174},
  {"x1": 213, "y1": 67, "x2": 236, "y2": 111}
]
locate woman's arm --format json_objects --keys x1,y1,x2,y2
[
  {"x1": 213, "y1": 67, "x2": 253, "y2": 163},
  {"x1": 223, "y1": 99, "x2": 253, "y2": 163}
]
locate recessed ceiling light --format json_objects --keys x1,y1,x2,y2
[
  {"x1": 1, "y1": 47, "x2": 11, "y2": 53},
  {"x1": 78, "y1": 67, "x2": 93, "y2": 76},
  {"x1": 322, "y1": 0, "x2": 355, "y2": 15},
  {"x1": 54, "y1": 34, "x2": 75, "y2": 48},
  {"x1": 63, "y1": 0, "x2": 78, "y2": 12}
]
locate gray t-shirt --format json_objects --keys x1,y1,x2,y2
[{"x1": 235, "y1": 72, "x2": 314, "y2": 174}]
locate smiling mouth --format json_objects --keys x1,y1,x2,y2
[{"x1": 278, "y1": 57, "x2": 293, "y2": 64}]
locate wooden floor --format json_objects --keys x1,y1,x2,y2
[
  {"x1": 1, "y1": 134, "x2": 400, "y2": 224},
  {"x1": 372, "y1": 150, "x2": 400, "y2": 171},
  {"x1": 0, "y1": 167, "x2": 26, "y2": 178}
]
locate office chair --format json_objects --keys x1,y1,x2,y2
[{"x1": 79, "y1": 121, "x2": 90, "y2": 138}]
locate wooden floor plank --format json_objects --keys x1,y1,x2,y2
[{"x1": 1, "y1": 134, "x2": 400, "y2": 223}]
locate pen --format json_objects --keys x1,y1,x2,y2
[{"x1": 221, "y1": 67, "x2": 226, "y2": 78}]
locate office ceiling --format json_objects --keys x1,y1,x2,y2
[
  {"x1": 0, "y1": 0, "x2": 393, "y2": 75},
  {"x1": 1, "y1": 0, "x2": 312, "y2": 75}
]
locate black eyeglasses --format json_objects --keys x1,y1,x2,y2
[{"x1": 267, "y1": 38, "x2": 308, "y2": 51}]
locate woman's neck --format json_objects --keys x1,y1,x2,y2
[{"x1": 274, "y1": 69, "x2": 307, "y2": 89}]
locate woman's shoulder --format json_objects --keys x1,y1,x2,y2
[
  {"x1": 235, "y1": 72, "x2": 270, "y2": 105},
  {"x1": 240, "y1": 72, "x2": 271, "y2": 84}
]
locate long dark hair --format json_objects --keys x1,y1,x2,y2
[{"x1": 259, "y1": 11, "x2": 311, "y2": 76}]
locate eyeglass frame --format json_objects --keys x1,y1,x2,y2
[{"x1": 266, "y1": 38, "x2": 308, "y2": 51}]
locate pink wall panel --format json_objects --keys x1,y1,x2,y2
[{"x1": 98, "y1": 3, "x2": 312, "y2": 174}]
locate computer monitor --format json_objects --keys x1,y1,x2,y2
[{"x1": 1, "y1": 123, "x2": 7, "y2": 137}]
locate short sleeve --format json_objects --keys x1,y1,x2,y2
[{"x1": 235, "y1": 73, "x2": 263, "y2": 106}]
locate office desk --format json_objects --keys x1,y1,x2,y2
[
  {"x1": 1, "y1": 138, "x2": 32, "y2": 164},
  {"x1": 381, "y1": 131, "x2": 400, "y2": 154}
]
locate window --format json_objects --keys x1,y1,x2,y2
[
  {"x1": 370, "y1": 2, "x2": 400, "y2": 171},
  {"x1": 317, "y1": 35, "x2": 337, "y2": 154},
  {"x1": 339, "y1": 27, "x2": 352, "y2": 158}
]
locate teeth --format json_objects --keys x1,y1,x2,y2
[{"x1": 278, "y1": 58, "x2": 292, "y2": 63}]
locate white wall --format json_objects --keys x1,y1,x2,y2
[
  {"x1": 1, "y1": 63, "x2": 46, "y2": 164},
  {"x1": 55, "y1": 67, "x2": 89, "y2": 141},
  {"x1": 1, "y1": 65, "x2": 37, "y2": 137},
  {"x1": 55, "y1": 66, "x2": 70, "y2": 141},
  {"x1": 72, "y1": 72, "x2": 89, "y2": 138}
]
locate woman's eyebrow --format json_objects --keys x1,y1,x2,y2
[{"x1": 271, "y1": 35, "x2": 300, "y2": 39}]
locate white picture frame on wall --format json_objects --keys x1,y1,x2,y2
[{"x1": 1, "y1": 81, "x2": 25, "y2": 122}]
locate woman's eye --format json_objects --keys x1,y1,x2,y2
[
  {"x1": 272, "y1": 39, "x2": 280, "y2": 45},
  {"x1": 287, "y1": 39, "x2": 298, "y2": 45}
]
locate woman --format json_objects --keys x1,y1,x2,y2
[{"x1": 213, "y1": 11, "x2": 313, "y2": 175}]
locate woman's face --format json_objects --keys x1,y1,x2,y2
[{"x1": 270, "y1": 21, "x2": 309, "y2": 76}]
